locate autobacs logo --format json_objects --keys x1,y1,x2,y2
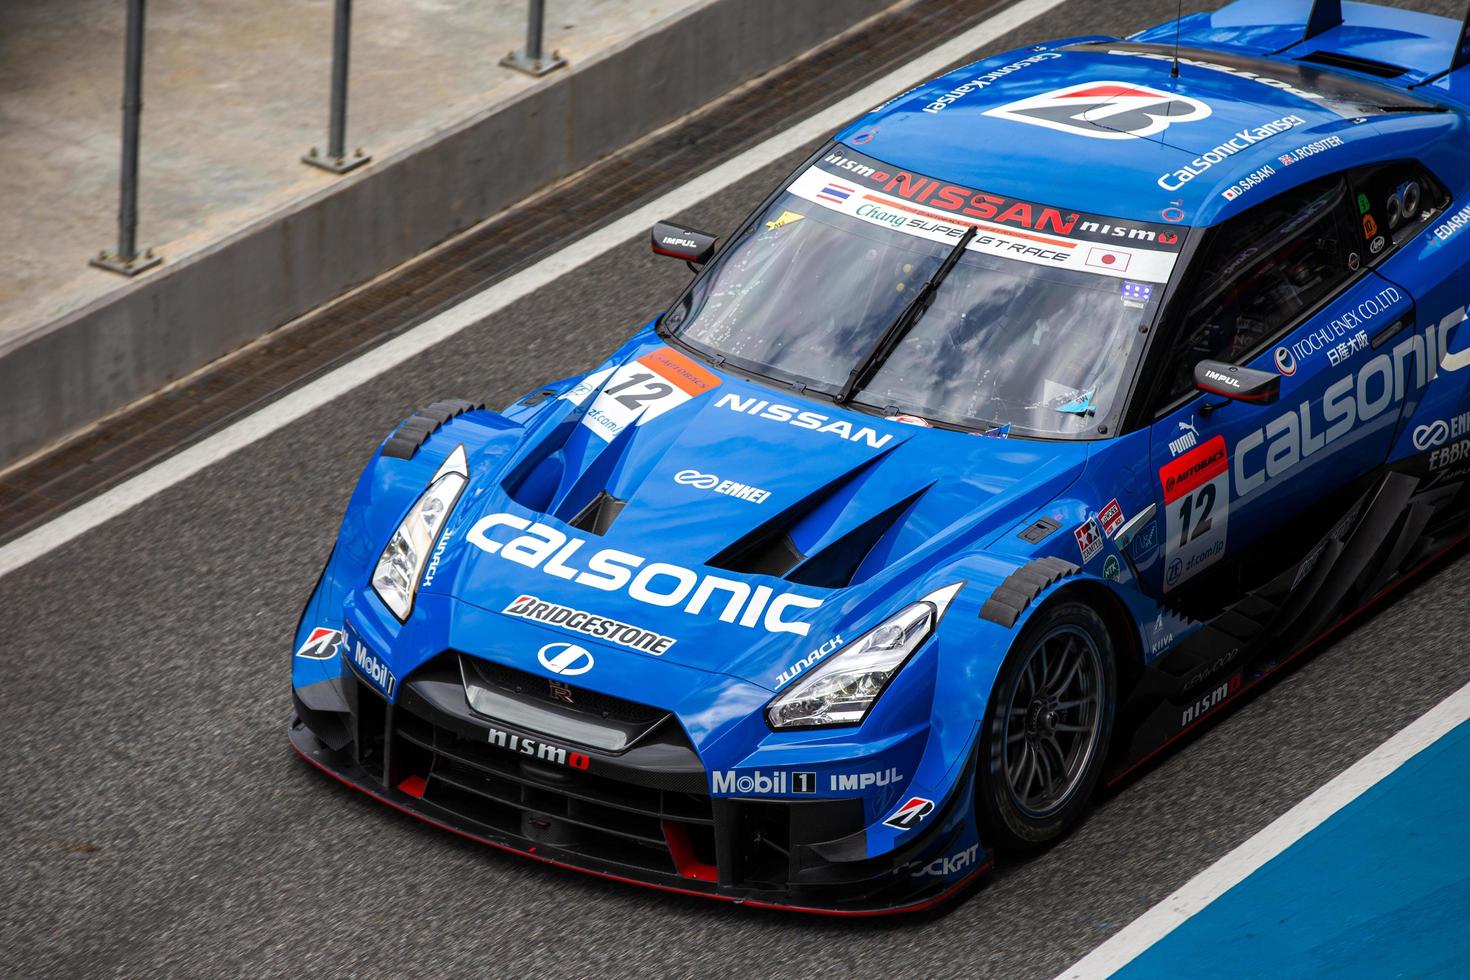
[{"x1": 984, "y1": 81, "x2": 1212, "y2": 141}]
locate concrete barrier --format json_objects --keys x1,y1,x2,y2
[{"x1": 0, "y1": 0, "x2": 895, "y2": 469}]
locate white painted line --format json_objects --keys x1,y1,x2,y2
[
  {"x1": 1056, "y1": 677, "x2": 1470, "y2": 979},
  {"x1": 0, "y1": 0, "x2": 1065, "y2": 581}
]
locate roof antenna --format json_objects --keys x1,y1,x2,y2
[{"x1": 1171, "y1": 0, "x2": 1183, "y2": 78}]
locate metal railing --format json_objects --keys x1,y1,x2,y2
[{"x1": 92, "y1": 0, "x2": 568, "y2": 276}]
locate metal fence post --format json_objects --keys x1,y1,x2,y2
[
  {"x1": 501, "y1": 0, "x2": 566, "y2": 76},
  {"x1": 91, "y1": 0, "x2": 160, "y2": 276},
  {"x1": 304, "y1": 0, "x2": 370, "y2": 173}
]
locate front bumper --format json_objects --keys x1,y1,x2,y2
[{"x1": 290, "y1": 663, "x2": 988, "y2": 914}]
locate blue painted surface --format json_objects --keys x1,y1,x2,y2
[{"x1": 1119, "y1": 719, "x2": 1470, "y2": 979}]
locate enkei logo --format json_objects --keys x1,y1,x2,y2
[
  {"x1": 537, "y1": 642, "x2": 594, "y2": 676},
  {"x1": 1414, "y1": 420, "x2": 1450, "y2": 451},
  {"x1": 984, "y1": 81, "x2": 1212, "y2": 140},
  {"x1": 673, "y1": 469, "x2": 771, "y2": 504}
]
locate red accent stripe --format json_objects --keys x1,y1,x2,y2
[
  {"x1": 397, "y1": 774, "x2": 427, "y2": 799},
  {"x1": 661, "y1": 821, "x2": 719, "y2": 882},
  {"x1": 292, "y1": 743, "x2": 990, "y2": 916},
  {"x1": 1107, "y1": 528, "x2": 1470, "y2": 787}
]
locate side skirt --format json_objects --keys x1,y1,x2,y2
[{"x1": 1104, "y1": 469, "x2": 1470, "y2": 785}]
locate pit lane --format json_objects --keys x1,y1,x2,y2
[{"x1": 2, "y1": 0, "x2": 1466, "y2": 976}]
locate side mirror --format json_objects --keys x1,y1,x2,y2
[
  {"x1": 1194, "y1": 360, "x2": 1281, "y2": 405},
  {"x1": 652, "y1": 221, "x2": 717, "y2": 266}
]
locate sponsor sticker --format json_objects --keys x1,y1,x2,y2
[
  {"x1": 536, "y1": 641, "x2": 595, "y2": 677},
  {"x1": 1074, "y1": 518, "x2": 1103, "y2": 563},
  {"x1": 563, "y1": 347, "x2": 720, "y2": 442},
  {"x1": 800, "y1": 148, "x2": 1182, "y2": 283},
  {"x1": 765, "y1": 210, "x2": 805, "y2": 231},
  {"x1": 295, "y1": 626, "x2": 344, "y2": 661},
  {"x1": 1098, "y1": 499, "x2": 1125, "y2": 537},
  {"x1": 673, "y1": 468, "x2": 770, "y2": 503},
  {"x1": 883, "y1": 796, "x2": 936, "y2": 830},
  {"x1": 486, "y1": 725, "x2": 590, "y2": 770},
  {"x1": 471, "y1": 516, "x2": 824, "y2": 636},
  {"x1": 1159, "y1": 436, "x2": 1230, "y2": 590},
  {"x1": 344, "y1": 624, "x2": 397, "y2": 698},
  {"x1": 502, "y1": 595, "x2": 678, "y2": 654},
  {"x1": 983, "y1": 81, "x2": 1212, "y2": 141},
  {"x1": 711, "y1": 770, "x2": 816, "y2": 796},
  {"x1": 909, "y1": 844, "x2": 981, "y2": 878}
]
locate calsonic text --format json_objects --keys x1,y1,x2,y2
[{"x1": 469, "y1": 514, "x2": 824, "y2": 635}]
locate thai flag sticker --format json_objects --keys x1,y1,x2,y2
[
  {"x1": 817, "y1": 183, "x2": 855, "y2": 205},
  {"x1": 1086, "y1": 246, "x2": 1130, "y2": 271}
]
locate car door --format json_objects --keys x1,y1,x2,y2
[{"x1": 1139, "y1": 174, "x2": 1415, "y2": 597}]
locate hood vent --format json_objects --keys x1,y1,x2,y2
[
  {"x1": 568, "y1": 491, "x2": 627, "y2": 536},
  {"x1": 787, "y1": 488, "x2": 928, "y2": 589}
]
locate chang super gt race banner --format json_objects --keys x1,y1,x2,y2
[{"x1": 795, "y1": 147, "x2": 1183, "y2": 283}]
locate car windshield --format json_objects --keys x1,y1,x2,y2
[{"x1": 663, "y1": 146, "x2": 1186, "y2": 438}]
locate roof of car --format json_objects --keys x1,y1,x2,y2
[{"x1": 837, "y1": 7, "x2": 1464, "y2": 229}]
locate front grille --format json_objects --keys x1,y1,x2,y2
[
  {"x1": 458, "y1": 654, "x2": 673, "y2": 752},
  {"x1": 394, "y1": 708, "x2": 714, "y2": 875},
  {"x1": 342, "y1": 662, "x2": 717, "y2": 881},
  {"x1": 462, "y1": 655, "x2": 664, "y2": 727}
]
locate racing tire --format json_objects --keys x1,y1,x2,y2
[{"x1": 976, "y1": 599, "x2": 1116, "y2": 851}]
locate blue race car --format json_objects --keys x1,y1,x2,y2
[{"x1": 291, "y1": 0, "x2": 1470, "y2": 914}]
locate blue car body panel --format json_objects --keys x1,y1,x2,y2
[{"x1": 291, "y1": 0, "x2": 1470, "y2": 912}]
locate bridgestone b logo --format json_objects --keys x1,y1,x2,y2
[{"x1": 503, "y1": 595, "x2": 676, "y2": 655}]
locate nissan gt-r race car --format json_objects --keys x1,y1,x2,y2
[{"x1": 290, "y1": 0, "x2": 1470, "y2": 914}]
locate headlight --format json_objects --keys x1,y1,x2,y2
[
  {"x1": 371, "y1": 445, "x2": 469, "y2": 620},
  {"x1": 766, "y1": 582, "x2": 963, "y2": 729}
]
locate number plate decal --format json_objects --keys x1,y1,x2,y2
[
  {"x1": 565, "y1": 347, "x2": 721, "y2": 441},
  {"x1": 1159, "y1": 435, "x2": 1230, "y2": 591}
]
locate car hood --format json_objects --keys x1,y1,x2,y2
[{"x1": 423, "y1": 337, "x2": 1090, "y2": 690}]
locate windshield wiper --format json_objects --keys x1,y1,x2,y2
[{"x1": 834, "y1": 225, "x2": 977, "y2": 405}]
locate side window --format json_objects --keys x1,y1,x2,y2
[
  {"x1": 1349, "y1": 161, "x2": 1449, "y2": 260},
  {"x1": 1158, "y1": 176, "x2": 1357, "y2": 405}
]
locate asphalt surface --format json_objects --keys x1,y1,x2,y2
[{"x1": 3, "y1": 1, "x2": 1468, "y2": 977}]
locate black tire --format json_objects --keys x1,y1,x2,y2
[{"x1": 976, "y1": 599, "x2": 1116, "y2": 851}]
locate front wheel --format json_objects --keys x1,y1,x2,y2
[{"x1": 976, "y1": 600, "x2": 1116, "y2": 851}]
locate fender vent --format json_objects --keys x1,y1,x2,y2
[
  {"x1": 382, "y1": 399, "x2": 482, "y2": 459},
  {"x1": 979, "y1": 556, "x2": 1080, "y2": 628}
]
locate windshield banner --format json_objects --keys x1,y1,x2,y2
[{"x1": 797, "y1": 148, "x2": 1183, "y2": 283}]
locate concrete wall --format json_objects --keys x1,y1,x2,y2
[{"x1": 0, "y1": 0, "x2": 894, "y2": 469}]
